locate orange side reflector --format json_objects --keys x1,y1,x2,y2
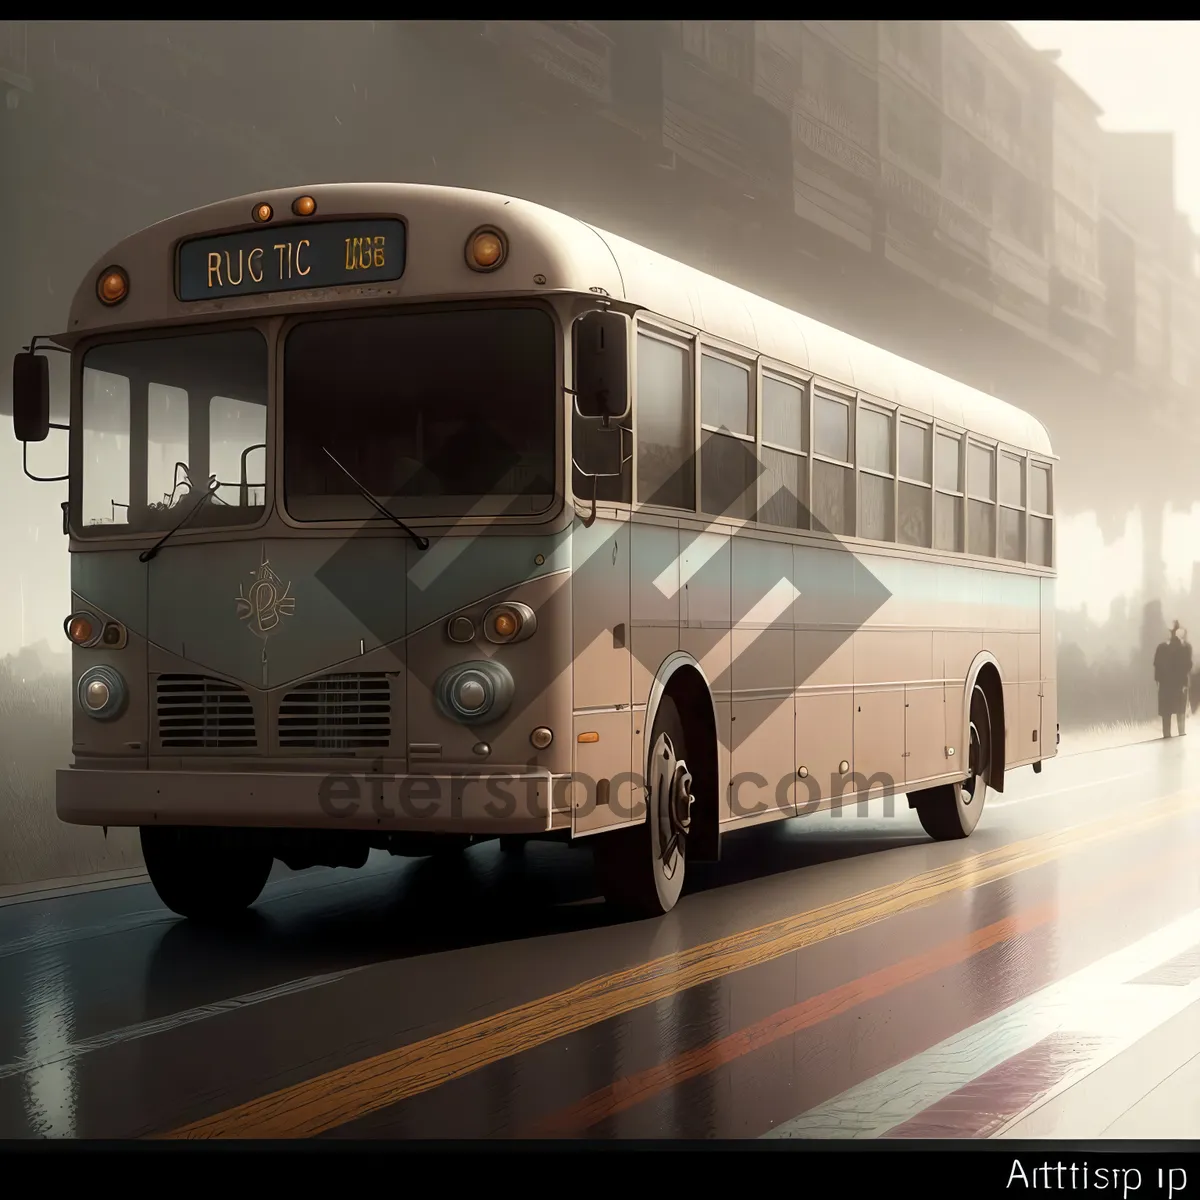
[{"x1": 577, "y1": 731, "x2": 600, "y2": 743}]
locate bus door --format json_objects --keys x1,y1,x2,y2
[{"x1": 570, "y1": 513, "x2": 633, "y2": 836}]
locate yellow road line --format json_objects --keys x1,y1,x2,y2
[{"x1": 160, "y1": 788, "x2": 1200, "y2": 1139}]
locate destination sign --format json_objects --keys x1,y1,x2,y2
[{"x1": 176, "y1": 218, "x2": 406, "y2": 301}]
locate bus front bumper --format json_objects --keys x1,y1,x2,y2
[{"x1": 56, "y1": 767, "x2": 569, "y2": 834}]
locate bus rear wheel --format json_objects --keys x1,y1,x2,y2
[
  {"x1": 912, "y1": 684, "x2": 992, "y2": 841},
  {"x1": 593, "y1": 694, "x2": 694, "y2": 917},
  {"x1": 140, "y1": 826, "x2": 273, "y2": 922}
]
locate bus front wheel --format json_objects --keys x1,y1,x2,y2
[
  {"x1": 140, "y1": 826, "x2": 273, "y2": 922},
  {"x1": 911, "y1": 684, "x2": 992, "y2": 841},
  {"x1": 593, "y1": 693, "x2": 693, "y2": 917}
]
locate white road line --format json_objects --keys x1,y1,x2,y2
[
  {"x1": 989, "y1": 769, "x2": 1145, "y2": 809},
  {"x1": 761, "y1": 907, "x2": 1200, "y2": 1139},
  {"x1": 0, "y1": 965, "x2": 372, "y2": 1083}
]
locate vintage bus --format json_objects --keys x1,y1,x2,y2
[{"x1": 10, "y1": 182, "x2": 1057, "y2": 922}]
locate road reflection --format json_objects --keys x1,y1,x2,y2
[
  {"x1": 142, "y1": 818, "x2": 929, "y2": 1030},
  {"x1": 21, "y1": 925, "x2": 78, "y2": 1137}
]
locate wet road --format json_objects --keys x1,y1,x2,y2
[{"x1": 2, "y1": 734, "x2": 1200, "y2": 1140}]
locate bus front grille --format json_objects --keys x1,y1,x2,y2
[
  {"x1": 155, "y1": 673, "x2": 258, "y2": 750},
  {"x1": 278, "y1": 673, "x2": 392, "y2": 751}
]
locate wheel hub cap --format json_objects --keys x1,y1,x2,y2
[
  {"x1": 965, "y1": 720, "x2": 988, "y2": 804},
  {"x1": 652, "y1": 734, "x2": 693, "y2": 867},
  {"x1": 669, "y1": 761, "x2": 694, "y2": 836}
]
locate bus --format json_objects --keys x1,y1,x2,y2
[{"x1": 10, "y1": 182, "x2": 1057, "y2": 922}]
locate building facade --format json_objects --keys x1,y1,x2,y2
[
  {"x1": 939, "y1": 22, "x2": 1053, "y2": 341},
  {"x1": 1043, "y1": 48, "x2": 1108, "y2": 365},
  {"x1": 753, "y1": 21, "x2": 880, "y2": 252}
]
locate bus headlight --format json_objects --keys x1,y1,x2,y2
[
  {"x1": 483, "y1": 603, "x2": 536, "y2": 645},
  {"x1": 434, "y1": 660, "x2": 515, "y2": 725},
  {"x1": 77, "y1": 665, "x2": 127, "y2": 721}
]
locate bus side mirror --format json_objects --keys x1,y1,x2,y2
[
  {"x1": 573, "y1": 311, "x2": 630, "y2": 423},
  {"x1": 13, "y1": 352, "x2": 50, "y2": 443}
]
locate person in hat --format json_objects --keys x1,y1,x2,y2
[{"x1": 1154, "y1": 620, "x2": 1191, "y2": 737}]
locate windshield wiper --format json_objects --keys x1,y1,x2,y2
[
  {"x1": 322, "y1": 447, "x2": 430, "y2": 551},
  {"x1": 139, "y1": 476, "x2": 220, "y2": 563}
]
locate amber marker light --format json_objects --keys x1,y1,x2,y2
[
  {"x1": 466, "y1": 228, "x2": 506, "y2": 271},
  {"x1": 96, "y1": 267, "x2": 128, "y2": 305},
  {"x1": 65, "y1": 613, "x2": 97, "y2": 647},
  {"x1": 483, "y1": 602, "x2": 535, "y2": 644},
  {"x1": 578, "y1": 731, "x2": 600, "y2": 744},
  {"x1": 292, "y1": 195, "x2": 316, "y2": 216},
  {"x1": 252, "y1": 202, "x2": 273, "y2": 222}
]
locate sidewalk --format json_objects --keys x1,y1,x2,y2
[
  {"x1": 1058, "y1": 719, "x2": 1163, "y2": 757},
  {"x1": 0, "y1": 866, "x2": 148, "y2": 907},
  {"x1": 1000, "y1": 996, "x2": 1200, "y2": 1138}
]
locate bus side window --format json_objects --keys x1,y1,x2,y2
[
  {"x1": 998, "y1": 451, "x2": 1025, "y2": 561},
  {"x1": 898, "y1": 418, "x2": 932, "y2": 548},
  {"x1": 759, "y1": 375, "x2": 809, "y2": 529},
  {"x1": 1029, "y1": 462, "x2": 1053, "y2": 567},
  {"x1": 966, "y1": 441, "x2": 996, "y2": 557},
  {"x1": 811, "y1": 391, "x2": 854, "y2": 537},
  {"x1": 857, "y1": 402, "x2": 894, "y2": 541},
  {"x1": 636, "y1": 332, "x2": 694, "y2": 510},
  {"x1": 933, "y1": 431, "x2": 963, "y2": 552},
  {"x1": 700, "y1": 353, "x2": 754, "y2": 521}
]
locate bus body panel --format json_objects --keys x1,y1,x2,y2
[
  {"x1": 568, "y1": 512, "x2": 634, "y2": 837},
  {"x1": 56, "y1": 767, "x2": 563, "y2": 834}
]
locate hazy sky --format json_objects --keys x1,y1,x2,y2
[{"x1": 1011, "y1": 21, "x2": 1200, "y2": 225}]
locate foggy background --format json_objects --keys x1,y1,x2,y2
[{"x1": 2, "y1": 20, "x2": 1198, "y2": 884}]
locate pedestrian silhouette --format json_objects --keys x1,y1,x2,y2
[
  {"x1": 1154, "y1": 620, "x2": 1191, "y2": 737},
  {"x1": 1184, "y1": 628, "x2": 1200, "y2": 716}
]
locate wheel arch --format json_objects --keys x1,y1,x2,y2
[
  {"x1": 644, "y1": 651, "x2": 721, "y2": 861},
  {"x1": 963, "y1": 652, "x2": 1006, "y2": 793}
]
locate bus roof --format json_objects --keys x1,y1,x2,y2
[
  {"x1": 583, "y1": 222, "x2": 1054, "y2": 458},
  {"x1": 64, "y1": 182, "x2": 1052, "y2": 457}
]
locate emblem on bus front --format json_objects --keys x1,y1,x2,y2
[{"x1": 236, "y1": 551, "x2": 296, "y2": 641}]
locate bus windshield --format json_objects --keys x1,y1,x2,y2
[
  {"x1": 283, "y1": 306, "x2": 557, "y2": 520},
  {"x1": 77, "y1": 329, "x2": 268, "y2": 535}
]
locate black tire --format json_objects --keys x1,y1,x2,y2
[
  {"x1": 593, "y1": 693, "x2": 695, "y2": 917},
  {"x1": 498, "y1": 836, "x2": 526, "y2": 854},
  {"x1": 389, "y1": 834, "x2": 472, "y2": 859},
  {"x1": 140, "y1": 826, "x2": 273, "y2": 922},
  {"x1": 911, "y1": 685, "x2": 993, "y2": 841},
  {"x1": 429, "y1": 836, "x2": 472, "y2": 859}
]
